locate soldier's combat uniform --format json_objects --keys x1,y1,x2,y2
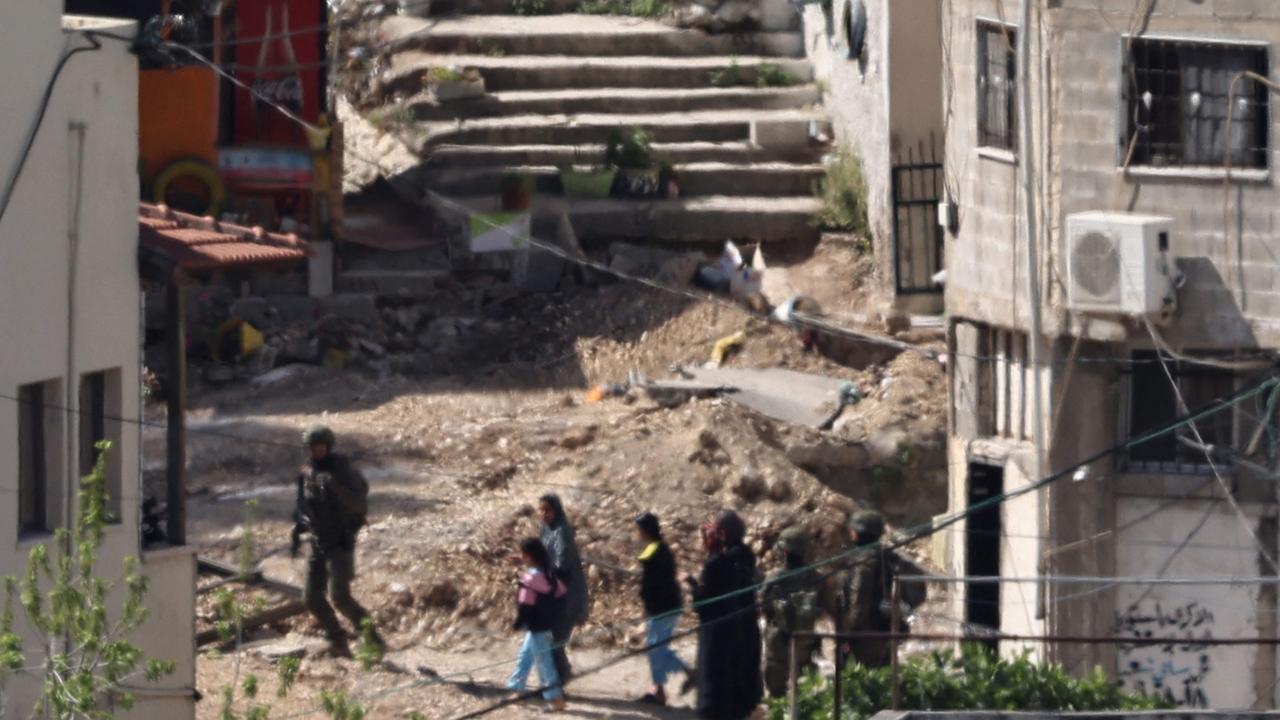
[
  {"x1": 294, "y1": 426, "x2": 379, "y2": 656},
  {"x1": 824, "y1": 512, "x2": 925, "y2": 668},
  {"x1": 762, "y1": 527, "x2": 821, "y2": 697}
]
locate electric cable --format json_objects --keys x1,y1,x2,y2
[
  {"x1": 0, "y1": 35, "x2": 102, "y2": 228},
  {"x1": 267, "y1": 375, "x2": 1279, "y2": 718}
]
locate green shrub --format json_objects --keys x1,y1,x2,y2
[
  {"x1": 513, "y1": 0, "x2": 551, "y2": 15},
  {"x1": 578, "y1": 0, "x2": 667, "y2": 15},
  {"x1": 709, "y1": 56, "x2": 744, "y2": 87},
  {"x1": 813, "y1": 146, "x2": 870, "y2": 236},
  {"x1": 604, "y1": 126, "x2": 656, "y2": 169},
  {"x1": 767, "y1": 645, "x2": 1172, "y2": 720},
  {"x1": 756, "y1": 62, "x2": 797, "y2": 87}
]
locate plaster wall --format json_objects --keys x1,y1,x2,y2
[{"x1": 0, "y1": 10, "x2": 195, "y2": 718}]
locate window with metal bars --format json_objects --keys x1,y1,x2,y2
[
  {"x1": 977, "y1": 22, "x2": 1017, "y2": 151},
  {"x1": 1123, "y1": 38, "x2": 1270, "y2": 169},
  {"x1": 1121, "y1": 351, "x2": 1236, "y2": 475}
]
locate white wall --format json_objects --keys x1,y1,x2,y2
[
  {"x1": 0, "y1": 10, "x2": 194, "y2": 718},
  {"x1": 1115, "y1": 498, "x2": 1268, "y2": 709}
]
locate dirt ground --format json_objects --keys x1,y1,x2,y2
[{"x1": 160, "y1": 240, "x2": 948, "y2": 719}]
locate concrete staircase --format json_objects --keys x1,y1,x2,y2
[{"x1": 378, "y1": 11, "x2": 827, "y2": 246}]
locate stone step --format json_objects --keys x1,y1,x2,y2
[
  {"x1": 423, "y1": 141, "x2": 817, "y2": 168},
  {"x1": 387, "y1": 52, "x2": 812, "y2": 93},
  {"x1": 432, "y1": 193, "x2": 821, "y2": 244},
  {"x1": 403, "y1": 85, "x2": 819, "y2": 120},
  {"x1": 423, "y1": 162, "x2": 825, "y2": 197},
  {"x1": 381, "y1": 14, "x2": 804, "y2": 57},
  {"x1": 410, "y1": 108, "x2": 823, "y2": 150},
  {"x1": 424, "y1": 0, "x2": 579, "y2": 16}
]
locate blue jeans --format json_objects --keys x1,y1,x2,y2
[
  {"x1": 645, "y1": 614, "x2": 686, "y2": 687},
  {"x1": 507, "y1": 630, "x2": 563, "y2": 700}
]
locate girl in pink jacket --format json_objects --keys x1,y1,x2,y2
[{"x1": 507, "y1": 537, "x2": 568, "y2": 712}]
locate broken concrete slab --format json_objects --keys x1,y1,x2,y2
[{"x1": 682, "y1": 366, "x2": 849, "y2": 428}]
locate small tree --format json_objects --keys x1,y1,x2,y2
[{"x1": 0, "y1": 441, "x2": 176, "y2": 719}]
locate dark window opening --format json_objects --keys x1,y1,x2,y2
[
  {"x1": 1123, "y1": 39, "x2": 1270, "y2": 169},
  {"x1": 977, "y1": 22, "x2": 1018, "y2": 151},
  {"x1": 19, "y1": 383, "x2": 49, "y2": 537},
  {"x1": 1123, "y1": 351, "x2": 1235, "y2": 474},
  {"x1": 80, "y1": 371, "x2": 122, "y2": 524},
  {"x1": 966, "y1": 462, "x2": 1003, "y2": 653}
]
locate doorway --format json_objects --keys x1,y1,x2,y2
[{"x1": 965, "y1": 462, "x2": 1003, "y2": 652}]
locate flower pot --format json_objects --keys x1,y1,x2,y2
[
  {"x1": 615, "y1": 167, "x2": 661, "y2": 198},
  {"x1": 560, "y1": 168, "x2": 617, "y2": 198},
  {"x1": 429, "y1": 76, "x2": 485, "y2": 102}
]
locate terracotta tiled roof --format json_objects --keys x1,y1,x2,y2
[{"x1": 139, "y1": 203, "x2": 310, "y2": 272}]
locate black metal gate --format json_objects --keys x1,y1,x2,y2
[{"x1": 891, "y1": 143, "x2": 944, "y2": 295}]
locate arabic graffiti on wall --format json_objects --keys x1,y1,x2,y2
[{"x1": 1115, "y1": 601, "x2": 1214, "y2": 708}]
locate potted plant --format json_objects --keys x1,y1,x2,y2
[
  {"x1": 558, "y1": 147, "x2": 617, "y2": 198},
  {"x1": 606, "y1": 126, "x2": 661, "y2": 198},
  {"x1": 426, "y1": 66, "x2": 485, "y2": 101},
  {"x1": 499, "y1": 172, "x2": 534, "y2": 210}
]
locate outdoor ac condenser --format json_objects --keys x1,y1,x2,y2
[{"x1": 1065, "y1": 211, "x2": 1177, "y2": 316}]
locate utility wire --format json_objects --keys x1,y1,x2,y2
[
  {"x1": 0, "y1": 35, "x2": 102, "y2": 228},
  {"x1": 270, "y1": 375, "x2": 1279, "y2": 718}
]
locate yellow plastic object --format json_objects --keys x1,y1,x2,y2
[
  {"x1": 710, "y1": 331, "x2": 747, "y2": 367},
  {"x1": 215, "y1": 319, "x2": 264, "y2": 361}
]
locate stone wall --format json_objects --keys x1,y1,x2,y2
[
  {"x1": 802, "y1": 0, "x2": 944, "y2": 309},
  {"x1": 946, "y1": 0, "x2": 1280, "y2": 348}
]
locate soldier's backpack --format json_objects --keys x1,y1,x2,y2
[{"x1": 775, "y1": 587, "x2": 820, "y2": 634}]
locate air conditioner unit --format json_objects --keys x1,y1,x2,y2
[{"x1": 1065, "y1": 211, "x2": 1176, "y2": 316}]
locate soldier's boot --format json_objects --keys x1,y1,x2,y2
[{"x1": 324, "y1": 634, "x2": 353, "y2": 659}]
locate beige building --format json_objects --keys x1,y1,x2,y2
[
  {"x1": 941, "y1": 0, "x2": 1280, "y2": 709},
  {"x1": 800, "y1": 0, "x2": 947, "y2": 311},
  {"x1": 0, "y1": 5, "x2": 196, "y2": 718}
]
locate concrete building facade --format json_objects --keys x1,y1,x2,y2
[
  {"x1": 0, "y1": 5, "x2": 196, "y2": 718},
  {"x1": 942, "y1": 0, "x2": 1280, "y2": 710},
  {"x1": 799, "y1": 0, "x2": 946, "y2": 311}
]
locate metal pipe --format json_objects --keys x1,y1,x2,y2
[{"x1": 793, "y1": 631, "x2": 1280, "y2": 646}]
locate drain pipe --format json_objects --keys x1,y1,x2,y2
[{"x1": 1015, "y1": 0, "x2": 1048, "y2": 628}]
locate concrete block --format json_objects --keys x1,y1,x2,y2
[
  {"x1": 229, "y1": 297, "x2": 272, "y2": 329},
  {"x1": 308, "y1": 241, "x2": 334, "y2": 298},
  {"x1": 265, "y1": 295, "x2": 320, "y2": 326},
  {"x1": 318, "y1": 293, "x2": 379, "y2": 325},
  {"x1": 750, "y1": 119, "x2": 809, "y2": 150}
]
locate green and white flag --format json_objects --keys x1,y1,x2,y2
[{"x1": 469, "y1": 211, "x2": 531, "y2": 253}]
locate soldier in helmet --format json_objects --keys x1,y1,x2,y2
[
  {"x1": 762, "y1": 527, "x2": 821, "y2": 698},
  {"x1": 293, "y1": 425, "x2": 381, "y2": 658},
  {"x1": 825, "y1": 511, "x2": 925, "y2": 668}
]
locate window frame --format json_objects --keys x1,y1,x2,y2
[
  {"x1": 1121, "y1": 36, "x2": 1271, "y2": 170},
  {"x1": 1119, "y1": 351, "x2": 1237, "y2": 476},
  {"x1": 976, "y1": 19, "x2": 1019, "y2": 153}
]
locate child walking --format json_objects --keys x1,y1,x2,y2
[
  {"x1": 508, "y1": 537, "x2": 568, "y2": 712},
  {"x1": 635, "y1": 513, "x2": 694, "y2": 706}
]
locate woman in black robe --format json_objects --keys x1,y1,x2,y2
[{"x1": 688, "y1": 510, "x2": 763, "y2": 720}]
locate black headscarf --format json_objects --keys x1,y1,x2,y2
[{"x1": 540, "y1": 493, "x2": 566, "y2": 528}]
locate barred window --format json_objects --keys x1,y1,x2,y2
[
  {"x1": 977, "y1": 22, "x2": 1017, "y2": 151},
  {"x1": 1122, "y1": 351, "x2": 1235, "y2": 475},
  {"x1": 1123, "y1": 39, "x2": 1270, "y2": 169}
]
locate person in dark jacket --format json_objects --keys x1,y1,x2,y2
[
  {"x1": 635, "y1": 513, "x2": 693, "y2": 706},
  {"x1": 293, "y1": 425, "x2": 381, "y2": 658},
  {"x1": 507, "y1": 537, "x2": 567, "y2": 713},
  {"x1": 538, "y1": 494, "x2": 589, "y2": 685},
  {"x1": 687, "y1": 510, "x2": 763, "y2": 720}
]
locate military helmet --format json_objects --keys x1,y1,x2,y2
[
  {"x1": 303, "y1": 425, "x2": 336, "y2": 448},
  {"x1": 852, "y1": 511, "x2": 885, "y2": 540},
  {"x1": 776, "y1": 526, "x2": 810, "y2": 555}
]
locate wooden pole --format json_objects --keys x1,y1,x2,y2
[
  {"x1": 787, "y1": 633, "x2": 799, "y2": 720},
  {"x1": 165, "y1": 281, "x2": 187, "y2": 547},
  {"x1": 832, "y1": 632, "x2": 844, "y2": 720},
  {"x1": 890, "y1": 579, "x2": 901, "y2": 710}
]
